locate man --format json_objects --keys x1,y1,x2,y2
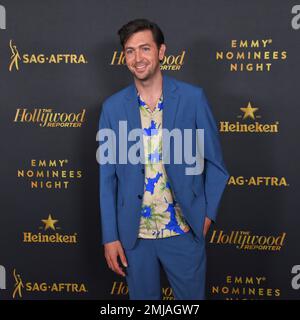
[{"x1": 98, "y1": 19, "x2": 229, "y2": 300}]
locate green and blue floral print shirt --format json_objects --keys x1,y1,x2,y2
[{"x1": 137, "y1": 91, "x2": 191, "y2": 239}]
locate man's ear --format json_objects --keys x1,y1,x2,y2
[{"x1": 159, "y1": 44, "x2": 166, "y2": 62}]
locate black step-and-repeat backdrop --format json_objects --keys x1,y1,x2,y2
[{"x1": 0, "y1": 0, "x2": 299, "y2": 300}]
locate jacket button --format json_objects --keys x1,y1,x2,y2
[
  {"x1": 141, "y1": 169, "x2": 145, "y2": 174},
  {"x1": 138, "y1": 194, "x2": 143, "y2": 199}
]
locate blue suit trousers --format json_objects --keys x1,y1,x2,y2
[{"x1": 124, "y1": 229, "x2": 206, "y2": 300}]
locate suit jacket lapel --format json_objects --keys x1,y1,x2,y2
[
  {"x1": 124, "y1": 74, "x2": 180, "y2": 131},
  {"x1": 124, "y1": 84, "x2": 141, "y2": 131},
  {"x1": 162, "y1": 74, "x2": 180, "y2": 133},
  {"x1": 123, "y1": 74, "x2": 180, "y2": 167}
]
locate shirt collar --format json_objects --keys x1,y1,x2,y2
[{"x1": 137, "y1": 91, "x2": 164, "y2": 111}]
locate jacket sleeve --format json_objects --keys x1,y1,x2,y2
[
  {"x1": 98, "y1": 103, "x2": 119, "y2": 244},
  {"x1": 196, "y1": 88, "x2": 229, "y2": 222}
]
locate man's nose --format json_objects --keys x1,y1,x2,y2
[{"x1": 135, "y1": 49, "x2": 142, "y2": 62}]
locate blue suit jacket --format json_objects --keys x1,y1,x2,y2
[{"x1": 99, "y1": 74, "x2": 229, "y2": 250}]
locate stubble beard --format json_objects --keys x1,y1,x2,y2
[{"x1": 131, "y1": 62, "x2": 160, "y2": 83}]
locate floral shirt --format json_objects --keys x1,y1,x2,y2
[{"x1": 137, "y1": 91, "x2": 190, "y2": 239}]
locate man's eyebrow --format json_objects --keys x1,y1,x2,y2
[{"x1": 125, "y1": 43, "x2": 151, "y2": 50}]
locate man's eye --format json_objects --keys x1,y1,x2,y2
[
  {"x1": 143, "y1": 47, "x2": 150, "y2": 51},
  {"x1": 126, "y1": 50, "x2": 133, "y2": 54}
]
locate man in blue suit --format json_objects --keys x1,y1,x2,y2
[{"x1": 98, "y1": 19, "x2": 229, "y2": 300}]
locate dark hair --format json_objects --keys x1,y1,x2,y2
[{"x1": 118, "y1": 19, "x2": 165, "y2": 49}]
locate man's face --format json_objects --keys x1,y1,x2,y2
[{"x1": 124, "y1": 29, "x2": 166, "y2": 81}]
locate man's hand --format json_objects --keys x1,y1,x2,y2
[
  {"x1": 203, "y1": 217, "x2": 212, "y2": 237},
  {"x1": 104, "y1": 240, "x2": 128, "y2": 277}
]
